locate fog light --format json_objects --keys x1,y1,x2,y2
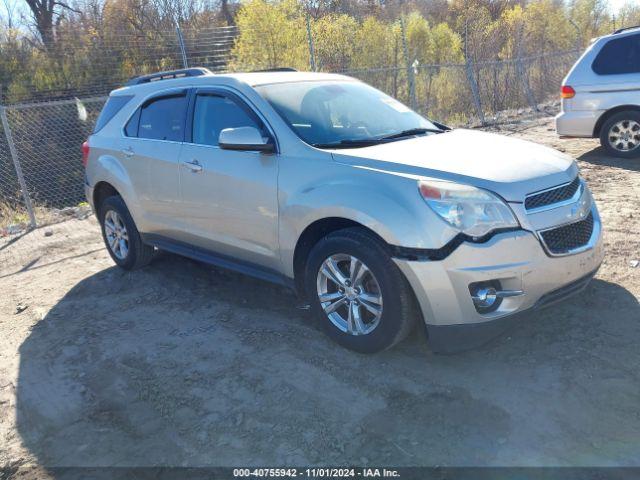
[
  {"x1": 469, "y1": 281, "x2": 525, "y2": 314},
  {"x1": 474, "y1": 287, "x2": 498, "y2": 308},
  {"x1": 469, "y1": 281, "x2": 502, "y2": 313}
]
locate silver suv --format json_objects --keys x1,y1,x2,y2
[
  {"x1": 556, "y1": 26, "x2": 640, "y2": 158},
  {"x1": 85, "y1": 68, "x2": 604, "y2": 353}
]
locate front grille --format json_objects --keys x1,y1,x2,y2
[
  {"x1": 525, "y1": 176, "x2": 581, "y2": 211},
  {"x1": 539, "y1": 212, "x2": 594, "y2": 255}
]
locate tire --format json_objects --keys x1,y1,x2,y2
[
  {"x1": 599, "y1": 110, "x2": 640, "y2": 159},
  {"x1": 304, "y1": 227, "x2": 417, "y2": 353},
  {"x1": 98, "y1": 195, "x2": 154, "y2": 270}
]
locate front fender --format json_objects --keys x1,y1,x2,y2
[{"x1": 279, "y1": 171, "x2": 452, "y2": 278}]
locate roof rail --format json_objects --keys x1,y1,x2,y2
[
  {"x1": 125, "y1": 67, "x2": 212, "y2": 86},
  {"x1": 250, "y1": 67, "x2": 298, "y2": 73},
  {"x1": 613, "y1": 25, "x2": 640, "y2": 35}
]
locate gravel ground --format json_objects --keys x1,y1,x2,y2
[{"x1": 0, "y1": 116, "x2": 639, "y2": 472}]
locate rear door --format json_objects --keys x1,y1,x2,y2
[
  {"x1": 122, "y1": 89, "x2": 188, "y2": 234},
  {"x1": 177, "y1": 87, "x2": 280, "y2": 270}
]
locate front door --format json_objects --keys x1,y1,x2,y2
[{"x1": 178, "y1": 89, "x2": 279, "y2": 270}]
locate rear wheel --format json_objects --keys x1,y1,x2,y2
[
  {"x1": 305, "y1": 227, "x2": 417, "y2": 353},
  {"x1": 99, "y1": 195, "x2": 154, "y2": 270},
  {"x1": 599, "y1": 111, "x2": 640, "y2": 159}
]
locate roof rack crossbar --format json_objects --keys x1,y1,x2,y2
[
  {"x1": 125, "y1": 67, "x2": 212, "y2": 86},
  {"x1": 613, "y1": 25, "x2": 640, "y2": 35}
]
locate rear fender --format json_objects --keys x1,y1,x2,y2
[{"x1": 87, "y1": 150, "x2": 144, "y2": 225}]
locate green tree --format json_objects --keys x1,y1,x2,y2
[
  {"x1": 569, "y1": 0, "x2": 612, "y2": 46},
  {"x1": 230, "y1": 0, "x2": 307, "y2": 70},
  {"x1": 312, "y1": 13, "x2": 358, "y2": 71},
  {"x1": 352, "y1": 16, "x2": 395, "y2": 69}
]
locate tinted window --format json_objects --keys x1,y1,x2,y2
[
  {"x1": 592, "y1": 35, "x2": 640, "y2": 75},
  {"x1": 94, "y1": 95, "x2": 133, "y2": 133},
  {"x1": 138, "y1": 94, "x2": 187, "y2": 141},
  {"x1": 192, "y1": 94, "x2": 262, "y2": 147},
  {"x1": 125, "y1": 108, "x2": 140, "y2": 137}
]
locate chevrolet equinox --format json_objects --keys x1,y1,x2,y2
[{"x1": 84, "y1": 68, "x2": 604, "y2": 353}]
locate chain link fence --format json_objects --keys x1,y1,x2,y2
[
  {"x1": 1, "y1": 98, "x2": 105, "y2": 225},
  {"x1": 0, "y1": 22, "x2": 579, "y2": 241},
  {"x1": 342, "y1": 50, "x2": 577, "y2": 124},
  {"x1": 0, "y1": 23, "x2": 239, "y2": 236},
  {"x1": 0, "y1": 116, "x2": 27, "y2": 231}
]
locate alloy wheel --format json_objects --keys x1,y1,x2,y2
[
  {"x1": 316, "y1": 254, "x2": 383, "y2": 336},
  {"x1": 608, "y1": 120, "x2": 640, "y2": 152},
  {"x1": 104, "y1": 210, "x2": 130, "y2": 260}
]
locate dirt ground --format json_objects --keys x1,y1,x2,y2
[{"x1": 0, "y1": 116, "x2": 638, "y2": 472}]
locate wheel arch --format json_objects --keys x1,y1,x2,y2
[
  {"x1": 593, "y1": 105, "x2": 640, "y2": 137},
  {"x1": 93, "y1": 181, "x2": 121, "y2": 214},
  {"x1": 292, "y1": 217, "x2": 390, "y2": 298}
]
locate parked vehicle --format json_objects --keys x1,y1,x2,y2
[
  {"x1": 556, "y1": 26, "x2": 640, "y2": 158},
  {"x1": 84, "y1": 67, "x2": 604, "y2": 353}
]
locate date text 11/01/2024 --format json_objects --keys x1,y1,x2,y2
[{"x1": 233, "y1": 468, "x2": 401, "y2": 478}]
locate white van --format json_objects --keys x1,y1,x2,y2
[{"x1": 556, "y1": 26, "x2": 640, "y2": 158}]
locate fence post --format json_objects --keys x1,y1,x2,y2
[
  {"x1": 306, "y1": 12, "x2": 317, "y2": 72},
  {"x1": 516, "y1": 56, "x2": 537, "y2": 111},
  {"x1": 399, "y1": 16, "x2": 417, "y2": 111},
  {"x1": 0, "y1": 106, "x2": 37, "y2": 229},
  {"x1": 176, "y1": 24, "x2": 189, "y2": 69},
  {"x1": 464, "y1": 61, "x2": 485, "y2": 125},
  {"x1": 463, "y1": 21, "x2": 485, "y2": 125}
]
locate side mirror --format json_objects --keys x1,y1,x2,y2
[{"x1": 219, "y1": 127, "x2": 275, "y2": 153}]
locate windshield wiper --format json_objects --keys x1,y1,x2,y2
[
  {"x1": 311, "y1": 127, "x2": 446, "y2": 149},
  {"x1": 312, "y1": 138, "x2": 384, "y2": 149},
  {"x1": 377, "y1": 127, "x2": 444, "y2": 141}
]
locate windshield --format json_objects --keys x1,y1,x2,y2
[{"x1": 255, "y1": 81, "x2": 439, "y2": 148}]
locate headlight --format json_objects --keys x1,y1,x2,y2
[{"x1": 418, "y1": 180, "x2": 519, "y2": 237}]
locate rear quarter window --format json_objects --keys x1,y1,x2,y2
[
  {"x1": 592, "y1": 34, "x2": 640, "y2": 75},
  {"x1": 125, "y1": 108, "x2": 141, "y2": 137},
  {"x1": 94, "y1": 95, "x2": 133, "y2": 133}
]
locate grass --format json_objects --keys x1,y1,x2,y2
[
  {"x1": 0, "y1": 201, "x2": 90, "y2": 231},
  {"x1": 0, "y1": 201, "x2": 31, "y2": 230}
]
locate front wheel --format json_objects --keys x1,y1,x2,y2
[
  {"x1": 599, "y1": 111, "x2": 640, "y2": 159},
  {"x1": 304, "y1": 227, "x2": 417, "y2": 353}
]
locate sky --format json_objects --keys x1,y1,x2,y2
[{"x1": 609, "y1": 0, "x2": 635, "y2": 11}]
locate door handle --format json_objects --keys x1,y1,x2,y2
[
  {"x1": 122, "y1": 146, "x2": 134, "y2": 158},
  {"x1": 182, "y1": 159, "x2": 203, "y2": 173}
]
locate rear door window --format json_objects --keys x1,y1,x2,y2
[
  {"x1": 592, "y1": 34, "x2": 640, "y2": 75},
  {"x1": 94, "y1": 95, "x2": 133, "y2": 133},
  {"x1": 138, "y1": 93, "x2": 188, "y2": 142}
]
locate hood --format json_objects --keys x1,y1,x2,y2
[{"x1": 330, "y1": 129, "x2": 578, "y2": 202}]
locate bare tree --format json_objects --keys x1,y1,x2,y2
[
  {"x1": 23, "y1": 0, "x2": 80, "y2": 48},
  {"x1": 1, "y1": 0, "x2": 19, "y2": 29},
  {"x1": 220, "y1": 0, "x2": 234, "y2": 25}
]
